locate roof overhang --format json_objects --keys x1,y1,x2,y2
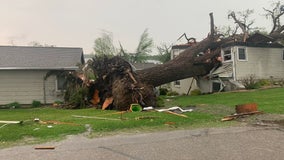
[{"x1": 0, "y1": 66, "x2": 79, "y2": 70}]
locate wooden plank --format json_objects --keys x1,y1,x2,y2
[
  {"x1": 72, "y1": 115, "x2": 121, "y2": 121},
  {"x1": 34, "y1": 146, "x2": 55, "y2": 150},
  {"x1": 0, "y1": 120, "x2": 23, "y2": 124}
]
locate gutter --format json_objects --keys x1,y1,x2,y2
[{"x1": 0, "y1": 67, "x2": 79, "y2": 70}]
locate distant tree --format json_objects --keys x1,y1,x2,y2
[
  {"x1": 156, "y1": 43, "x2": 171, "y2": 63},
  {"x1": 132, "y1": 29, "x2": 153, "y2": 63},
  {"x1": 93, "y1": 32, "x2": 117, "y2": 57},
  {"x1": 263, "y1": 1, "x2": 284, "y2": 41}
]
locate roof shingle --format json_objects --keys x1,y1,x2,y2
[{"x1": 0, "y1": 46, "x2": 84, "y2": 70}]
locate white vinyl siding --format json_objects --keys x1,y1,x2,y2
[
  {"x1": 234, "y1": 47, "x2": 284, "y2": 80},
  {"x1": 0, "y1": 70, "x2": 62, "y2": 105}
]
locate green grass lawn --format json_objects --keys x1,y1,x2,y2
[{"x1": 0, "y1": 87, "x2": 283, "y2": 148}]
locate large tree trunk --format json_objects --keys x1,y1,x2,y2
[{"x1": 137, "y1": 37, "x2": 222, "y2": 87}]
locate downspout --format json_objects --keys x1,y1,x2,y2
[
  {"x1": 43, "y1": 76, "x2": 47, "y2": 105},
  {"x1": 232, "y1": 47, "x2": 237, "y2": 81}
]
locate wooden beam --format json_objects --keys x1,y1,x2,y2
[{"x1": 0, "y1": 120, "x2": 23, "y2": 124}]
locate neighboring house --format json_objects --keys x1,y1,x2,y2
[
  {"x1": 0, "y1": 46, "x2": 84, "y2": 105},
  {"x1": 170, "y1": 43, "x2": 199, "y2": 95},
  {"x1": 197, "y1": 33, "x2": 284, "y2": 93}
]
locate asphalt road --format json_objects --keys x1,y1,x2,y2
[{"x1": 1, "y1": 126, "x2": 283, "y2": 160}]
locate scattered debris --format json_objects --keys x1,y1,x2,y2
[
  {"x1": 0, "y1": 124, "x2": 8, "y2": 129},
  {"x1": 221, "y1": 111, "x2": 263, "y2": 121},
  {"x1": 164, "y1": 121, "x2": 176, "y2": 125},
  {"x1": 0, "y1": 120, "x2": 23, "y2": 124},
  {"x1": 235, "y1": 103, "x2": 258, "y2": 114},
  {"x1": 39, "y1": 120, "x2": 79, "y2": 126},
  {"x1": 0, "y1": 120, "x2": 23, "y2": 128},
  {"x1": 222, "y1": 103, "x2": 263, "y2": 121},
  {"x1": 34, "y1": 146, "x2": 55, "y2": 150},
  {"x1": 143, "y1": 106, "x2": 154, "y2": 111},
  {"x1": 130, "y1": 103, "x2": 142, "y2": 112},
  {"x1": 135, "y1": 116, "x2": 159, "y2": 120},
  {"x1": 72, "y1": 115, "x2": 122, "y2": 121},
  {"x1": 102, "y1": 97, "x2": 114, "y2": 110},
  {"x1": 47, "y1": 125, "x2": 53, "y2": 128},
  {"x1": 164, "y1": 111, "x2": 188, "y2": 118},
  {"x1": 156, "y1": 106, "x2": 194, "y2": 113}
]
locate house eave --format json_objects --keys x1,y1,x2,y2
[{"x1": 0, "y1": 66, "x2": 79, "y2": 70}]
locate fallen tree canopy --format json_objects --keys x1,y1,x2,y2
[{"x1": 88, "y1": 36, "x2": 223, "y2": 111}]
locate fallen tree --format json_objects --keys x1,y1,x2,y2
[
  {"x1": 86, "y1": 12, "x2": 225, "y2": 110},
  {"x1": 88, "y1": 35, "x2": 223, "y2": 110}
]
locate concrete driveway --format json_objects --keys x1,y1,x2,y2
[{"x1": 1, "y1": 126, "x2": 283, "y2": 160}]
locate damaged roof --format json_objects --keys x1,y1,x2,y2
[
  {"x1": 0, "y1": 46, "x2": 84, "y2": 70},
  {"x1": 222, "y1": 33, "x2": 284, "y2": 48}
]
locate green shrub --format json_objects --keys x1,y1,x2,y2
[
  {"x1": 159, "y1": 88, "x2": 168, "y2": 95},
  {"x1": 166, "y1": 91, "x2": 179, "y2": 96},
  {"x1": 6, "y1": 102, "x2": 21, "y2": 109},
  {"x1": 258, "y1": 79, "x2": 271, "y2": 86},
  {"x1": 54, "y1": 100, "x2": 63, "y2": 104},
  {"x1": 31, "y1": 100, "x2": 41, "y2": 108},
  {"x1": 241, "y1": 74, "x2": 261, "y2": 89},
  {"x1": 156, "y1": 96, "x2": 165, "y2": 108},
  {"x1": 190, "y1": 89, "x2": 201, "y2": 96}
]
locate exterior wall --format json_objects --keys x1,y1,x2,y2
[
  {"x1": 0, "y1": 70, "x2": 63, "y2": 105},
  {"x1": 233, "y1": 46, "x2": 284, "y2": 80},
  {"x1": 170, "y1": 46, "x2": 199, "y2": 95},
  {"x1": 171, "y1": 78, "x2": 198, "y2": 95}
]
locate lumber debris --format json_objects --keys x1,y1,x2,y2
[
  {"x1": 0, "y1": 120, "x2": 23, "y2": 124},
  {"x1": 72, "y1": 115, "x2": 121, "y2": 121},
  {"x1": 164, "y1": 111, "x2": 188, "y2": 118},
  {"x1": 34, "y1": 146, "x2": 55, "y2": 150},
  {"x1": 38, "y1": 120, "x2": 80, "y2": 126},
  {"x1": 221, "y1": 111, "x2": 263, "y2": 121},
  {"x1": 135, "y1": 116, "x2": 159, "y2": 120}
]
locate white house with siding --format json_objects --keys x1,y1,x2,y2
[
  {"x1": 0, "y1": 46, "x2": 84, "y2": 105},
  {"x1": 197, "y1": 33, "x2": 284, "y2": 93}
]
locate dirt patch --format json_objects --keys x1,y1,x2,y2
[
  {"x1": 235, "y1": 113, "x2": 284, "y2": 128},
  {"x1": 194, "y1": 104, "x2": 235, "y2": 116}
]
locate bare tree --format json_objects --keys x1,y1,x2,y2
[
  {"x1": 263, "y1": 1, "x2": 284, "y2": 40},
  {"x1": 228, "y1": 9, "x2": 256, "y2": 41}
]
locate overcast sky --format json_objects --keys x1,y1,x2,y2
[{"x1": 0, "y1": 0, "x2": 281, "y2": 54}]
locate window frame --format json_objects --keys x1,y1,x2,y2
[
  {"x1": 237, "y1": 47, "x2": 247, "y2": 61},
  {"x1": 174, "y1": 80, "x2": 181, "y2": 86},
  {"x1": 56, "y1": 74, "x2": 67, "y2": 91},
  {"x1": 223, "y1": 49, "x2": 232, "y2": 62}
]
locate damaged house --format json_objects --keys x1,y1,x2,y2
[
  {"x1": 198, "y1": 33, "x2": 284, "y2": 93},
  {"x1": 0, "y1": 46, "x2": 84, "y2": 105},
  {"x1": 169, "y1": 33, "x2": 284, "y2": 94}
]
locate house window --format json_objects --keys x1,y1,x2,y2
[
  {"x1": 212, "y1": 82, "x2": 221, "y2": 92},
  {"x1": 174, "y1": 80, "x2": 180, "y2": 86},
  {"x1": 223, "y1": 50, "x2": 232, "y2": 61},
  {"x1": 56, "y1": 75, "x2": 67, "y2": 91},
  {"x1": 238, "y1": 48, "x2": 247, "y2": 61}
]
